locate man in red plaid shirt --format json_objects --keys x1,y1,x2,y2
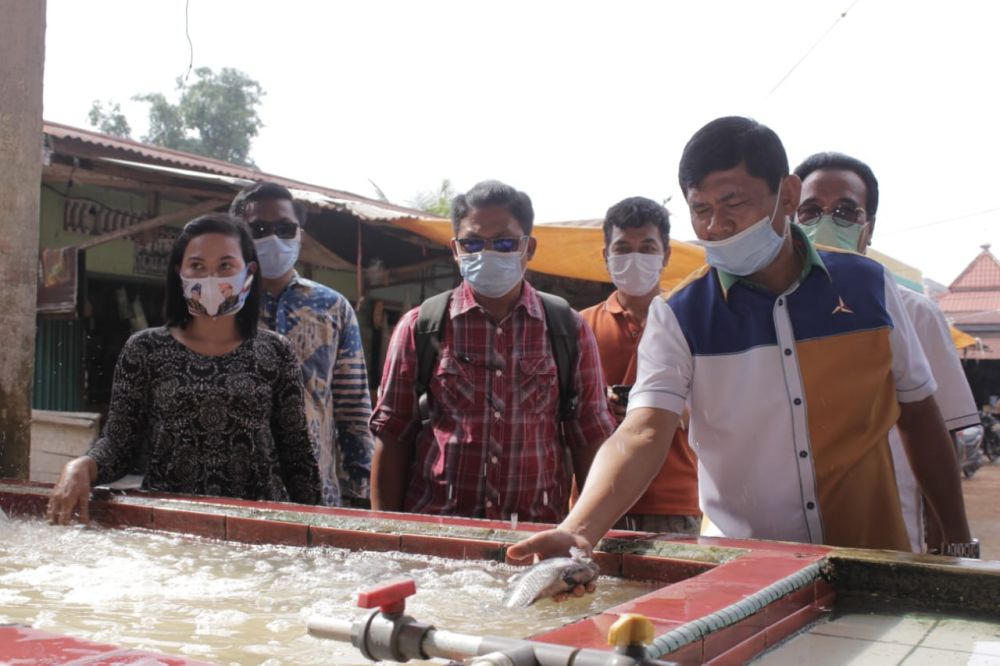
[{"x1": 370, "y1": 180, "x2": 616, "y2": 523}]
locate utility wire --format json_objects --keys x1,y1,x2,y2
[
  {"x1": 878, "y1": 206, "x2": 1000, "y2": 236},
  {"x1": 181, "y1": 0, "x2": 194, "y2": 82},
  {"x1": 767, "y1": 0, "x2": 862, "y2": 98}
]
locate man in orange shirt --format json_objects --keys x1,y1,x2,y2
[{"x1": 580, "y1": 196, "x2": 700, "y2": 534}]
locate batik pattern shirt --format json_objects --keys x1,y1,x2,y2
[
  {"x1": 260, "y1": 274, "x2": 373, "y2": 506},
  {"x1": 371, "y1": 281, "x2": 615, "y2": 523},
  {"x1": 87, "y1": 327, "x2": 321, "y2": 504}
]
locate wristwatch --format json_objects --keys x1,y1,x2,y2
[{"x1": 938, "y1": 538, "x2": 980, "y2": 559}]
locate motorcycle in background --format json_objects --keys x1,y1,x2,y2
[
  {"x1": 954, "y1": 424, "x2": 984, "y2": 479},
  {"x1": 980, "y1": 410, "x2": 1000, "y2": 462}
]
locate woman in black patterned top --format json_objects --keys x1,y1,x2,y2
[{"x1": 48, "y1": 214, "x2": 321, "y2": 524}]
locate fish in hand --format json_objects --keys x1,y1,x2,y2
[{"x1": 502, "y1": 547, "x2": 600, "y2": 608}]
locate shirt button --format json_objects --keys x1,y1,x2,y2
[
  {"x1": 784, "y1": 348, "x2": 792, "y2": 356},
  {"x1": 778, "y1": 298, "x2": 784, "y2": 306},
  {"x1": 793, "y1": 398, "x2": 802, "y2": 406},
  {"x1": 806, "y1": 501, "x2": 816, "y2": 510},
  {"x1": 494, "y1": 411, "x2": 502, "y2": 419},
  {"x1": 495, "y1": 369, "x2": 502, "y2": 377},
  {"x1": 491, "y1": 456, "x2": 498, "y2": 464},
  {"x1": 486, "y1": 500, "x2": 493, "y2": 508},
  {"x1": 496, "y1": 328, "x2": 503, "y2": 335},
  {"x1": 799, "y1": 450, "x2": 808, "y2": 458}
]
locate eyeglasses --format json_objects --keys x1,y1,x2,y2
[
  {"x1": 248, "y1": 220, "x2": 299, "y2": 240},
  {"x1": 454, "y1": 236, "x2": 528, "y2": 254},
  {"x1": 797, "y1": 204, "x2": 867, "y2": 226}
]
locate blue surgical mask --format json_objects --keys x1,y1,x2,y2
[
  {"x1": 702, "y1": 185, "x2": 787, "y2": 276},
  {"x1": 254, "y1": 236, "x2": 300, "y2": 279},
  {"x1": 800, "y1": 215, "x2": 866, "y2": 253},
  {"x1": 459, "y1": 250, "x2": 526, "y2": 298}
]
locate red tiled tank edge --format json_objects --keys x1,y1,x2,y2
[
  {"x1": 622, "y1": 553, "x2": 715, "y2": 583},
  {"x1": 310, "y1": 525, "x2": 402, "y2": 552},
  {"x1": 399, "y1": 534, "x2": 509, "y2": 561},
  {"x1": 227, "y1": 515, "x2": 308, "y2": 546},
  {"x1": 90, "y1": 500, "x2": 154, "y2": 529},
  {"x1": 151, "y1": 507, "x2": 226, "y2": 539}
]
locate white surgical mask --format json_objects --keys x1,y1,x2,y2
[
  {"x1": 181, "y1": 269, "x2": 253, "y2": 318},
  {"x1": 702, "y1": 184, "x2": 787, "y2": 276},
  {"x1": 459, "y1": 250, "x2": 526, "y2": 298},
  {"x1": 607, "y1": 252, "x2": 664, "y2": 296},
  {"x1": 254, "y1": 236, "x2": 300, "y2": 279}
]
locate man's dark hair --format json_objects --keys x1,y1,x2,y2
[
  {"x1": 451, "y1": 180, "x2": 534, "y2": 236},
  {"x1": 679, "y1": 116, "x2": 789, "y2": 196},
  {"x1": 793, "y1": 151, "x2": 880, "y2": 220},
  {"x1": 230, "y1": 181, "x2": 307, "y2": 225},
  {"x1": 603, "y1": 196, "x2": 671, "y2": 248},
  {"x1": 164, "y1": 212, "x2": 261, "y2": 338}
]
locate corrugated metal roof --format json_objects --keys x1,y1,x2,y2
[{"x1": 43, "y1": 121, "x2": 444, "y2": 222}]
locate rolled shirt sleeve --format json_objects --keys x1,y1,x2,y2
[
  {"x1": 901, "y1": 289, "x2": 979, "y2": 431},
  {"x1": 627, "y1": 296, "x2": 691, "y2": 417},
  {"x1": 883, "y1": 268, "x2": 937, "y2": 403}
]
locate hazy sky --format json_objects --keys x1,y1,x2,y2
[{"x1": 42, "y1": 0, "x2": 999, "y2": 284}]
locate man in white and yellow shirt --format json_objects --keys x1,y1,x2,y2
[{"x1": 510, "y1": 117, "x2": 974, "y2": 570}]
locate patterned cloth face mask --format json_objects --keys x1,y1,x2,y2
[{"x1": 181, "y1": 269, "x2": 253, "y2": 318}]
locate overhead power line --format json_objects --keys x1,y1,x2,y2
[
  {"x1": 878, "y1": 206, "x2": 1000, "y2": 237},
  {"x1": 767, "y1": 0, "x2": 862, "y2": 98}
]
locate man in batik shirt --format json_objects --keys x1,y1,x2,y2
[{"x1": 232, "y1": 182, "x2": 373, "y2": 507}]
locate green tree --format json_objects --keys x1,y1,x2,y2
[
  {"x1": 88, "y1": 67, "x2": 265, "y2": 167},
  {"x1": 87, "y1": 100, "x2": 132, "y2": 139},
  {"x1": 410, "y1": 179, "x2": 455, "y2": 218}
]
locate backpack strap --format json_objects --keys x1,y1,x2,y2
[
  {"x1": 414, "y1": 288, "x2": 579, "y2": 424},
  {"x1": 537, "y1": 291, "x2": 580, "y2": 422},
  {"x1": 414, "y1": 290, "x2": 453, "y2": 410}
]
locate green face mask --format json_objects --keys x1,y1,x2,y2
[{"x1": 800, "y1": 215, "x2": 866, "y2": 252}]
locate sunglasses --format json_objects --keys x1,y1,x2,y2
[
  {"x1": 797, "y1": 204, "x2": 866, "y2": 226},
  {"x1": 248, "y1": 220, "x2": 300, "y2": 240},
  {"x1": 454, "y1": 236, "x2": 528, "y2": 254}
]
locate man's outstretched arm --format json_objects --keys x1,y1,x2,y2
[{"x1": 509, "y1": 406, "x2": 679, "y2": 560}]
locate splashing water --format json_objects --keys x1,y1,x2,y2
[
  {"x1": 0, "y1": 519, "x2": 657, "y2": 665},
  {"x1": 510, "y1": 512, "x2": 518, "y2": 530}
]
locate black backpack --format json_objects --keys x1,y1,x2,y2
[{"x1": 413, "y1": 288, "x2": 580, "y2": 423}]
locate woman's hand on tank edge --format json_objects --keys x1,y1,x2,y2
[
  {"x1": 506, "y1": 528, "x2": 597, "y2": 602},
  {"x1": 47, "y1": 457, "x2": 96, "y2": 525}
]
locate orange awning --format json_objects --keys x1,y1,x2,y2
[
  {"x1": 390, "y1": 218, "x2": 706, "y2": 292},
  {"x1": 951, "y1": 326, "x2": 977, "y2": 350}
]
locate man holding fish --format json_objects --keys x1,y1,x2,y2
[{"x1": 509, "y1": 117, "x2": 975, "y2": 593}]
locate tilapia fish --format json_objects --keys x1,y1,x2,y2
[{"x1": 503, "y1": 547, "x2": 601, "y2": 608}]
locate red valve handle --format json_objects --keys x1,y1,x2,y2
[{"x1": 357, "y1": 577, "x2": 416, "y2": 614}]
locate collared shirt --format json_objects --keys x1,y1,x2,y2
[
  {"x1": 630, "y1": 227, "x2": 936, "y2": 550},
  {"x1": 889, "y1": 287, "x2": 981, "y2": 551},
  {"x1": 260, "y1": 273, "x2": 373, "y2": 506},
  {"x1": 579, "y1": 291, "x2": 700, "y2": 516},
  {"x1": 370, "y1": 280, "x2": 615, "y2": 523}
]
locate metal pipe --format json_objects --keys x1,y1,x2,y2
[{"x1": 308, "y1": 615, "x2": 675, "y2": 666}]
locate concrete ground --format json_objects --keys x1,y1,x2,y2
[{"x1": 962, "y1": 458, "x2": 1000, "y2": 561}]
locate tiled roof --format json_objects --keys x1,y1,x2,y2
[
  {"x1": 937, "y1": 291, "x2": 1000, "y2": 314},
  {"x1": 43, "y1": 120, "x2": 435, "y2": 218},
  {"x1": 948, "y1": 246, "x2": 1000, "y2": 291}
]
